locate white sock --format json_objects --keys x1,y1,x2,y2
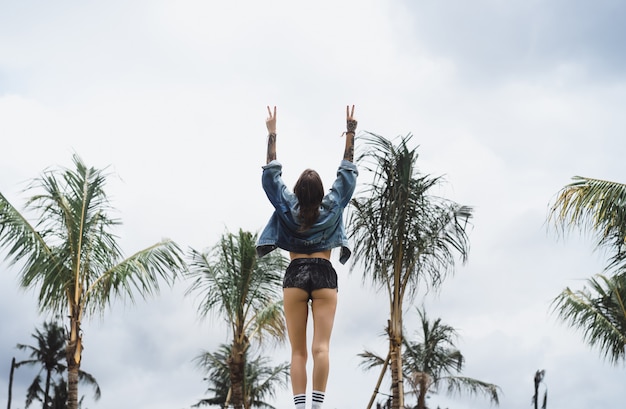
[
  {"x1": 312, "y1": 390, "x2": 325, "y2": 409},
  {"x1": 294, "y1": 393, "x2": 306, "y2": 409}
]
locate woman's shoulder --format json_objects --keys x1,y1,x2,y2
[{"x1": 321, "y1": 193, "x2": 341, "y2": 211}]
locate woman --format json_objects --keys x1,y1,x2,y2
[{"x1": 256, "y1": 105, "x2": 358, "y2": 409}]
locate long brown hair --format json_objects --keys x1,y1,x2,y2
[{"x1": 294, "y1": 169, "x2": 324, "y2": 231}]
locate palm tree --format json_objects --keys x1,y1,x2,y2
[
  {"x1": 49, "y1": 379, "x2": 69, "y2": 409},
  {"x1": 16, "y1": 321, "x2": 66, "y2": 408},
  {"x1": 0, "y1": 154, "x2": 185, "y2": 409},
  {"x1": 349, "y1": 133, "x2": 472, "y2": 409},
  {"x1": 192, "y1": 344, "x2": 289, "y2": 409},
  {"x1": 549, "y1": 176, "x2": 626, "y2": 363},
  {"x1": 359, "y1": 308, "x2": 500, "y2": 409},
  {"x1": 532, "y1": 369, "x2": 547, "y2": 409},
  {"x1": 186, "y1": 229, "x2": 288, "y2": 409},
  {"x1": 15, "y1": 320, "x2": 101, "y2": 409}
]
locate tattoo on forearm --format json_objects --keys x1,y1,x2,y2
[
  {"x1": 346, "y1": 119, "x2": 357, "y2": 134},
  {"x1": 267, "y1": 132, "x2": 277, "y2": 163},
  {"x1": 343, "y1": 133, "x2": 355, "y2": 162}
]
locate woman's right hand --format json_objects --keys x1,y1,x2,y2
[
  {"x1": 346, "y1": 105, "x2": 357, "y2": 134},
  {"x1": 266, "y1": 105, "x2": 277, "y2": 134},
  {"x1": 343, "y1": 105, "x2": 356, "y2": 162}
]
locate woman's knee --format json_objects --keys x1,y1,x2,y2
[
  {"x1": 311, "y1": 342, "x2": 330, "y2": 359},
  {"x1": 291, "y1": 346, "x2": 308, "y2": 361}
]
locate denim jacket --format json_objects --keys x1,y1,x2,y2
[{"x1": 256, "y1": 159, "x2": 358, "y2": 264}]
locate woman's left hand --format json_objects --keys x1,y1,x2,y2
[{"x1": 266, "y1": 106, "x2": 277, "y2": 134}]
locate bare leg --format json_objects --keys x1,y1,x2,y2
[
  {"x1": 283, "y1": 288, "x2": 310, "y2": 395},
  {"x1": 310, "y1": 288, "x2": 338, "y2": 392}
]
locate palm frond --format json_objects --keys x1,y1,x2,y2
[
  {"x1": 77, "y1": 369, "x2": 102, "y2": 400},
  {"x1": 249, "y1": 301, "x2": 286, "y2": 345},
  {"x1": 245, "y1": 355, "x2": 289, "y2": 409},
  {"x1": 552, "y1": 272, "x2": 626, "y2": 364},
  {"x1": 186, "y1": 247, "x2": 231, "y2": 319},
  {"x1": 357, "y1": 349, "x2": 387, "y2": 370},
  {"x1": 24, "y1": 374, "x2": 43, "y2": 408},
  {"x1": 549, "y1": 176, "x2": 626, "y2": 259},
  {"x1": 86, "y1": 238, "x2": 185, "y2": 315},
  {"x1": 440, "y1": 375, "x2": 501, "y2": 405},
  {"x1": 0, "y1": 192, "x2": 53, "y2": 268}
]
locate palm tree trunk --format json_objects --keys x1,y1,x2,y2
[
  {"x1": 390, "y1": 259, "x2": 405, "y2": 409},
  {"x1": 66, "y1": 347, "x2": 80, "y2": 409},
  {"x1": 66, "y1": 315, "x2": 82, "y2": 409},
  {"x1": 389, "y1": 339, "x2": 404, "y2": 409},
  {"x1": 228, "y1": 340, "x2": 246, "y2": 409},
  {"x1": 43, "y1": 366, "x2": 53, "y2": 409},
  {"x1": 416, "y1": 375, "x2": 427, "y2": 409},
  {"x1": 388, "y1": 317, "x2": 405, "y2": 409},
  {"x1": 7, "y1": 357, "x2": 15, "y2": 409},
  {"x1": 367, "y1": 352, "x2": 391, "y2": 409}
]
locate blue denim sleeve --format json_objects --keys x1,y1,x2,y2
[
  {"x1": 261, "y1": 160, "x2": 291, "y2": 210},
  {"x1": 328, "y1": 160, "x2": 359, "y2": 208}
]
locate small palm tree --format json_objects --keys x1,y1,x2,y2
[
  {"x1": 549, "y1": 176, "x2": 626, "y2": 363},
  {"x1": 15, "y1": 321, "x2": 100, "y2": 408},
  {"x1": 49, "y1": 378, "x2": 69, "y2": 409},
  {"x1": 349, "y1": 133, "x2": 472, "y2": 409},
  {"x1": 186, "y1": 229, "x2": 288, "y2": 409},
  {"x1": 193, "y1": 345, "x2": 230, "y2": 407},
  {"x1": 532, "y1": 369, "x2": 547, "y2": 409},
  {"x1": 16, "y1": 321, "x2": 66, "y2": 408},
  {"x1": 193, "y1": 344, "x2": 289, "y2": 409},
  {"x1": 0, "y1": 154, "x2": 185, "y2": 409},
  {"x1": 360, "y1": 308, "x2": 500, "y2": 409}
]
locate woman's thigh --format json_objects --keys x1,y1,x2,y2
[
  {"x1": 310, "y1": 288, "x2": 338, "y2": 349},
  {"x1": 283, "y1": 288, "x2": 310, "y2": 352}
]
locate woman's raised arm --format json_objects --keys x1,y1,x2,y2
[
  {"x1": 266, "y1": 105, "x2": 277, "y2": 164},
  {"x1": 343, "y1": 105, "x2": 357, "y2": 162}
]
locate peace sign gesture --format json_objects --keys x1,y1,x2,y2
[
  {"x1": 266, "y1": 105, "x2": 277, "y2": 134},
  {"x1": 343, "y1": 105, "x2": 357, "y2": 162},
  {"x1": 346, "y1": 105, "x2": 357, "y2": 134}
]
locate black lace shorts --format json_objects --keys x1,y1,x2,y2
[{"x1": 283, "y1": 258, "x2": 338, "y2": 299}]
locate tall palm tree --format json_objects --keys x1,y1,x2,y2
[
  {"x1": 186, "y1": 229, "x2": 288, "y2": 409},
  {"x1": 0, "y1": 154, "x2": 185, "y2": 409},
  {"x1": 15, "y1": 320, "x2": 101, "y2": 409},
  {"x1": 359, "y1": 308, "x2": 500, "y2": 409},
  {"x1": 549, "y1": 176, "x2": 626, "y2": 363},
  {"x1": 192, "y1": 343, "x2": 289, "y2": 409},
  {"x1": 349, "y1": 133, "x2": 472, "y2": 409}
]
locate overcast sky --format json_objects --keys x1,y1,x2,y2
[{"x1": 2, "y1": 1, "x2": 626, "y2": 408}]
